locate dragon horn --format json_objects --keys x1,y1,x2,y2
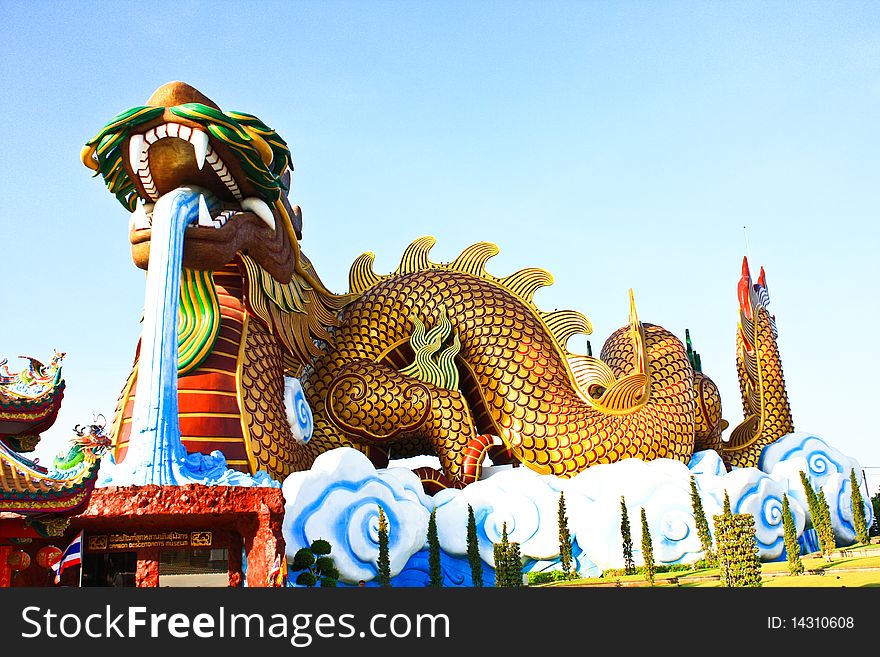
[
  {"x1": 628, "y1": 288, "x2": 640, "y2": 329},
  {"x1": 738, "y1": 256, "x2": 753, "y2": 321},
  {"x1": 627, "y1": 289, "x2": 647, "y2": 376},
  {"x1": 757, "y1": 266, "x2": 767, "y2": 290}
]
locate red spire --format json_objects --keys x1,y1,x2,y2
[{"x1": 738, "y1": 256, "x2": 753, "y2": 320}]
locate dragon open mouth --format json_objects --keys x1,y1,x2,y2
[{"x1": 83, "y1": 81, "x2": 300, "y2": 276}]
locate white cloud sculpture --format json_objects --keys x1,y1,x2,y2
[
  {"x1": 282, "y1": 448, "x2": 432, "y2": 583},
  {"x1": 280, "y1": 432, "x2": 873, "y2": 584},
  {"x1": 761, "y1": 432, "x2": 873, "y2": 545}
]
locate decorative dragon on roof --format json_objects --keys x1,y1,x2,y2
[
  {"x1": 83, "y1": 82, "x2": 791, "y2": 489},
  {"x1": 1, "y1": 349, "x2": 110, "y2": 515},
  {"x1": 0, "y1": 351, "x2": 66, "y2": 454}
]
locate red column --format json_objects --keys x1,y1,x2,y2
[
  {"x1": 0, "y1": 546, "x2": 11, "y2": 588},
  {"x1": 244, "y1": 500, "x2": 285, "y2": 587},
  {"x1": 228, "y1": 533, "x2": 243, "y2": 587}
]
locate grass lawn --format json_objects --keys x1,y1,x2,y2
[
  {"x1": 538, "y1": 541, "x2": 880, "y2": 588},
  {"x1": 762, "y1": 571, "x2": 880, "y2": 587}
]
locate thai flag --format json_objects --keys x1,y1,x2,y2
[
  {"x1": 51, "y1": 531, "x2": 83, "y2": 585},
  {"x1": 268, "y1": 554, "x2": 281, "y2": 587}
]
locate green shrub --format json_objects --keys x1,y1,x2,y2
[
  {"x1": 782, "y1": 494, "x2": 804, "y2": 576},
  {"x1": 466, "y1": 504, "x2": 483, "y2": 587},
  {"x1": 528, "y1": 570, "x2": 571, "y2": 585},
  {"x1": 428, "y1": 508, "x2": 442, "y2": 587},
  {"x1": 558, "y1": 492, "x2": 574, "y2": 580},
  {"x1": 713, "y1": 509, "x2": 762, "y2": 587},
  {"x1": 296, "y1": 571, "x2": 317, "y2": 587},
  {"x1": 849, "y1": 469, "x2": 869, "y2": 545},
  {"x1": 290, "y1": 540, "x2": 339, "y2": 588},
  {"x1": 640, "y1": 507, "x2": 655, "y2": 586},
  {"x1": 620, "y1": 496, "x2": 635, "y2": 575},
  {"x1": 493, "y1": 522, "x2": 523, "y2": 587},
  {"x1": 292, "y1": 547, "x2": 315, "y2": 570},
  {"x1": 377, "y1": 506, "x2": 391, "y2": 587},
  {"x1": 690, "y1": 475, "x2": 715, "y2": 565},
  {"x1": 602, "y1": 564, "x2": 690, "y2": 578}
]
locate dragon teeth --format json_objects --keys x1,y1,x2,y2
[
  {"x1": 241, "y1": 197, "x2": 275, "y2": 231},
  {"x1": 127, "y1": 123, "x2": 240, "y2": 202},
  {"x1": 193, "y1": 198, "x2": 237, "y2": 230},
  {"x1": 190, "y1": 129, "x2": 209, "y2": 170},
  {"x1": 197, "y1": 194, "x2": 213, "y2": 228},
  {"x1": 129, "y1": 134, "x2": 146, "y2": 171}
]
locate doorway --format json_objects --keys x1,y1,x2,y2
[{"x1": 81, "y1": 551, "x2": 137, "y2": 587}]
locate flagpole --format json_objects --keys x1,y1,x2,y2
[{"x1": 78, "y1": 531, "x2": 84, "y2": 587}]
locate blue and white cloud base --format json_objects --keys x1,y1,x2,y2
[{"x1": 281, "y1": 432, "x2": 873, "y2": 585}]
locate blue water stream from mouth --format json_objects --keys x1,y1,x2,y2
[{"x1": 98, "y1": 187, "x2": 278, "y2": 487}]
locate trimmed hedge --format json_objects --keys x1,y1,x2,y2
[{"x1": 713, "y1": 511, "x2": 762, "y2": 587}]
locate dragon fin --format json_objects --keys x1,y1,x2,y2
[{"x1": 347, "y1": 236, "x2": 594, "y2": 363}]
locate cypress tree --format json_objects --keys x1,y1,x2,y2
[
  {"x1": 508, "y1": 540, "x2": 523, "y2": 587},
  {"x1": 558, "y1": 492, "x2": 574, "y2": 580},
  {"x1": 739, "y1": 513, "x2": 763, "y2": 587},
  {"x1": 689, "y1": 476, "x2": 715, "y2": 565},
  {"x1": 427, "y1": 508, "x2": 442, "y2": 587},
  {"x1": 377, "y1": 506, "x2": 391, "y2": 587},
  {"x1": 620, "y1": 496, "x2": 635, "y2": 575},
  {"x1": 816, "y1": 489, "x2": 835, "y2": 561},
  {"x1": 466, "y1": 504, "x2": 483, "y2": 587},
  {"x1": 872, "y1": 490, "x2": 880, "y2": 537},
  {"x1": 800, "y1": 471, "x2": 835, "y2": 559},
  {"x1": 714, "y1": 491, "x2": 733, "y2": 585},
  {"x1": 849, "y1": 469, "x2": 869, "y2": 545},
  {"x1": 798, "y1": 470, "x2": 823, "y2": 554},
  {"x1": 640, "y1": 507, "x2": 655, "y2": 586},
  {"x1": 492, "y1": 521, "x2": 523, "y2": 587},
  {"x1": 493, "y1": 522, "x2": 511, "y2": 587},
  {"x1": 782, "y1": 494, "x2": 804, "y2": 576}
]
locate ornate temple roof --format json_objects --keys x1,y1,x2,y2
[
  {"x1": 0, "y1": 352, "x2": 109, "y2": 517},
  {"x1": 0, "y1": 439, "x2": 102, "y2": 515},
  {"x1": 0, "y1": 352, "x2": 66, "y2": 452}
]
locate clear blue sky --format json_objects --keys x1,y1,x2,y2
[{"x1": 1, "y1": 1, "x2": 878, "y2": 491}]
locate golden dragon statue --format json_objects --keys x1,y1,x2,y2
[{"x1": 82, "y1": 82, "x2": 788, "y2": 490}]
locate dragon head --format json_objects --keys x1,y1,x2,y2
[
  {"x1": 737, "y1": 256, "x2": 776, "y2": 354},
  {"x1": 82, "y1": 81, "x2": 303, "y2": 283},
  {"x1": 53, "y1": 417, "x2": 112, "y2": 471}
]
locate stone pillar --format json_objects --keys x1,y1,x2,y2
[
  {"x1": 244, "y1": 499, "x2": 285, "y2": 587},
  {"x1": 136, "y1": 547, "x2": 160, "y2": 587},
  {"x1": 228, "y1": 533, "x2": 243, "y2": 587}
]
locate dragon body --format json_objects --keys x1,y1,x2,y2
[
  {"x1": 299, "y1": 238, "x2": 725, "y2": 487},
  {"x1": 84, "y1": 82, "x2": 788, "y2": 488}
]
